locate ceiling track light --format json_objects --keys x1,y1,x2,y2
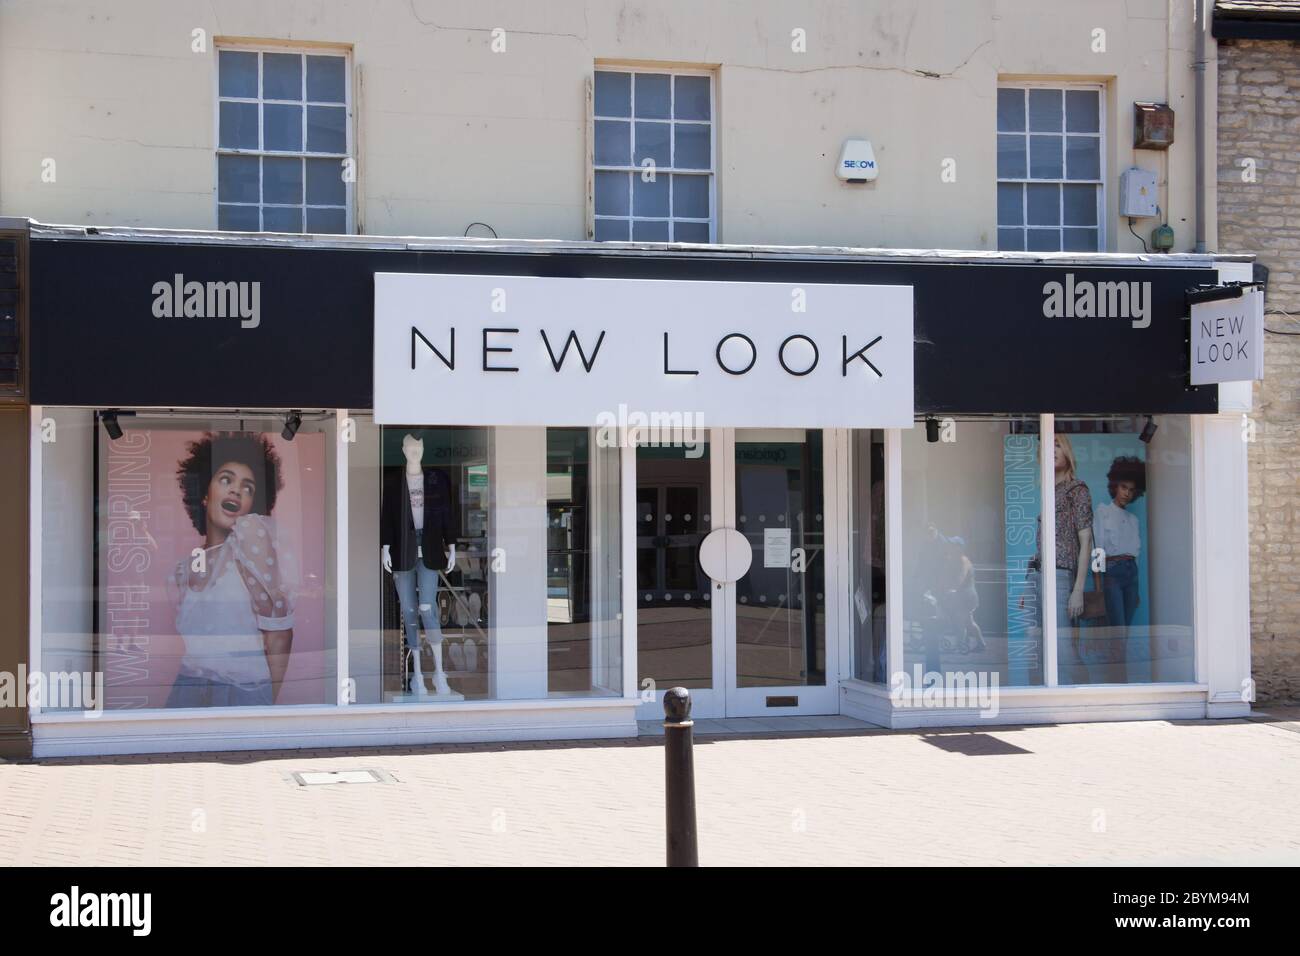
[
  {"x1": 925, "y1": 416, "x2": 940, "y2": 443},
  {"x1": 1139, "y1": 415, "x2": 1158, "y2": 444},
  {"x1": 281, "y1": 410, "x2": 303, "y2": 442},
  {"x1": 99, "y1": 409, "x2": 135, "y2": 441}
]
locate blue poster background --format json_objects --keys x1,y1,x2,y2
[{"x1": 1003, "y1": 434, "x2": 1039, "y2": 686}]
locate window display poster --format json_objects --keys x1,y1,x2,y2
[
  {"x1": 1004, "y1": 432, "x2": 1150, "y2": 680},
  {"x1": 1070, "y1": 433, "x2": 1150, "y2": 633},
  {"x1": 97, "y1": 427, "x2": 329, "y2": 709}
]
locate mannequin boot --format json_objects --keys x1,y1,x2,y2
[
  {"x1": 428, "y1": 638, "x2": 452, "y2": 696},
  {"x1": 407, "y1": 646, "x2": 429, "y2": 696}
]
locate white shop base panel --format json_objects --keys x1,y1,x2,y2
[
  {"x1": 31, "y1": 699, "x2": 640, "y2": 758},
  {"x1": 839, "y1": 681, "x2": 1241, "y2": 730},
  {"x1": 30, "y1": 681, "x2": 1251, "y2": 757}
]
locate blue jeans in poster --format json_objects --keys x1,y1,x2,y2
[
  {"x1": 1102, "y1": 558, "x2": 1140, "y2": 630},
  {"x1": 1029, "y1": 568, "x2": 1075, "y2": 630},
  {"x1": 166, "y1": 671, "x2": 273, "y2": 708},
  {"x1": 1095, "y1": 558, "x2": 1140, "y2": 682},
  {"x1": 392, "y1": 562, "x2": 443, "y2": 652}
]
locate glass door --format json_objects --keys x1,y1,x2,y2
[
  {"x1": 723, "y1": 428, "x2": 838, "y2": 716},
  {"x1": 634, "y1": 436, "x2": 725, "y2": 718},
  {"x1": 635, "y1": 429, "x2": 840, "y2": 720}
]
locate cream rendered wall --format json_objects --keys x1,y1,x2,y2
[{"x1": 0, "y1": 0, "x2": 1208, "y2": 251}]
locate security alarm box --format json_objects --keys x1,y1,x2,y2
[
  {"x1": 1119, "y1": 167, "x2": 1158, "y2": 218},
  {"x1": 837, "y1": 139, "x2": 878, "y2": 182}
]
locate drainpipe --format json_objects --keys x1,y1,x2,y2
[{"x1": 1193, "y1": 0, "x2": 1209, "y2": 253}]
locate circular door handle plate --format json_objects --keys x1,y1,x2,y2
[{"x1": 698, "y1": 527, "x2": 752, "y2": 584}]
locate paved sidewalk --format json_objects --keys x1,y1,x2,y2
[{"x1": 3, "y1": 711, "x2": 1300, "y2": 866}]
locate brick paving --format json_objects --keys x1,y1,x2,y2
[{"x1": 2, "y1": 711, "x2": 1300, "y2": 866}]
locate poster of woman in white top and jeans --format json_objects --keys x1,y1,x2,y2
[
  {"x1": 167, "y1": 433, "x2": 296, "y2": 707},
  {"x1": 97, "y1": 425, "x2": 327, "y2": 710},
  {"x1": 1091, "y1": 455, "x2": 1147, "y2": 683}
]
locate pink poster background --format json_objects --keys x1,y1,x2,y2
[{"x1": 98, "y1": 428, "x2": 329, "y2": 709}]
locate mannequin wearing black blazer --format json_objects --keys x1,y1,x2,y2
[
  {"x1": 380, "y1": 466, "x2": 457, "y2": 572},
  {"x1": 380, "y1": 433, "x2": 459, "y2": 697}
]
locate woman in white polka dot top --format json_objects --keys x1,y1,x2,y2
[{"x1": 167, "y1": 433, "x2": 295, "y2": 707}]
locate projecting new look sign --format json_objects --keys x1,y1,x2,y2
[
  {"x1": 1189, "y1": 286, "x2": 1264, "y2": 386},
  {"x1": 373, "y1": 273, "x2": 914, "y2": 427}
]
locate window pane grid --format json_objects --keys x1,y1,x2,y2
[
  {"x1": 217, "y1": 48, "x2": 350, "y2": 235},
  {"x1": 594, "y1": 69, "x2": 714, "y2": 242},
  {"x1": 996, "y1": 85, "x2": 1103, "y2": 252}
]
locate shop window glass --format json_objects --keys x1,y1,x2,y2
[
  {"x1": 38, "y1": 408, "x2": 338, "y2": 712},
  {"x1": 1053, "y1": 416, "x2": 1195, "y2": 684},
  {"x1": 347, "y1": 420, "x2": 621, "y2": 703},
  {"x1": 901, "y1": 418, "x2": 1044, "y2": 688},
  {"x1": 546, "y1": 428, "x2": 623, "y2": 695},
  {"x1": 850, "y1": 430, "x2": 887, "y2": 682}
]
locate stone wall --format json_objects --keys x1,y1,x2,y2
[{"x1": 1218, "y1": 37, "x2": 1300, "y2": 703}]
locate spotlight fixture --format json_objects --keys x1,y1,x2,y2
[
  {"x1": 100, "y1": 409, "x2": 124, "y2": 441},
  {"x1": 925, "y1": 416, "x2": 940, "y2": 443},
  {"x1": 282, "y1": 410, "x2": 303, "y2": 442},
  {"x1": 1139, "y1": 415, "x2": 1158, "y2": 444}
]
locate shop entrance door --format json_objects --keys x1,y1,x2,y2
[{"x1": 635, "y1": 429, "x2": 839, "y2": 719}]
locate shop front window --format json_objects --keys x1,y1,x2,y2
[
  {"x1": 901, "y1": 418, "x2": 1044, "y2": 688},
  {"x1": 346, "y1": 419, "x2": 621, "y2": 704},
  {"x1": 1053, "y1": 416, "x2": 1195, "y2": 684},
  {"x1": 39, "y1": 408, "x2": 338, "y2": 712},
  {"x1": 849, "y1": 430, "x2": 887, "y2": 683},
  {"x1": 546, "y1": 428, "x2": 622, "y2": 695}
]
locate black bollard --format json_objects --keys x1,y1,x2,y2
[{"x1": 663, "y1": 686, "x2": 698, "y2": 867}]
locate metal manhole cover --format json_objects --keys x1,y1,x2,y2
[{"x1": 290, "y1": 769, "x2": 388, "y2": 787}]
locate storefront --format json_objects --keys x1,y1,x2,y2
[{"x1": 23, "y1": 223, "x2": 1255, "y2": 755}]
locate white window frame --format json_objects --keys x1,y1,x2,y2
[
  {"x1": 996, "y1": 81, "x2": 1106, "y2": 253},
  {"x1": 213, "y1": 42, "x2": 355, "y2": 235},
  {"x1": 591, "y1": 65, "x2": 717, "y2": 244}
]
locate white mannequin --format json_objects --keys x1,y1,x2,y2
[{"x1": 382, "y1": 433, "x2": 456, "y2": 697}]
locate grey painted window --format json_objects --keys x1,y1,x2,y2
[
  {"x1": 594, "y1": 70, "x2": 714, "y2": 243},
  {"x1": 997, "y1": 86, "x2": 1103, "y2": 252},
  {"x1": 217, "y1": 49, "x2": 350, "y2": 234}
]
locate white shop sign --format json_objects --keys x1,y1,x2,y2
[
  {"x1": 373, "y1": 273, "x2": 914, "y2": 427},
  {"x1": 1190, "y1": 287, "x2": 1264, "y2": 385}
]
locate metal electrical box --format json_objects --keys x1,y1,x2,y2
[{"x1": 1119, "y1": 167, "x2": 1158, "y2": 218}]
